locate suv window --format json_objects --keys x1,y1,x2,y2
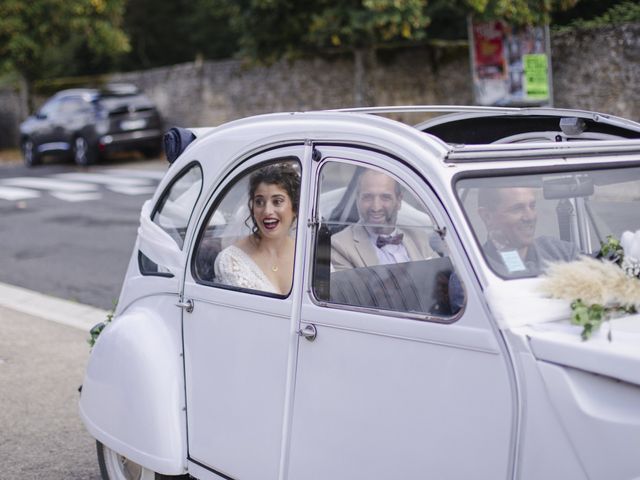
[{"x1": 313, "y1": 162, "x2": 463, "y2": 317}]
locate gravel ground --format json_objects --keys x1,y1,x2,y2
[{"x1": 0, "y1": 149, "x2": 22, "y2": 166}]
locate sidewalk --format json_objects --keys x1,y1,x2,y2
[{"x1": 0, "y1": 281, "x2": 108, "y2": 331}]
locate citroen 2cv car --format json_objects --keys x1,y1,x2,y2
[{"x1": 80, "y1": 106, "x2": 640, "y2": 480}]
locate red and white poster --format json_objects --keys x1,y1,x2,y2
[{"x1": 469, "y1": 19, "x2": 552, "y2": 106}]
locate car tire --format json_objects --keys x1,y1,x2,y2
[
  {"x1": 73, "y1": 136, "x2": 96, "y2": 166},
  {"x1": 96, "y1": 441, "x2": 189, "y2": 480},
  {"x1": 22, "y1": 138, "x2": 40, "y2": 167}
]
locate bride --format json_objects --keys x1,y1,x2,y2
[{"x1": 214, "y1": 163, "x2": 300, "y2": 295}]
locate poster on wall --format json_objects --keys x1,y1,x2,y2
[{"x1": 469, "y1": 19, "x2": 552, "y2": 106}]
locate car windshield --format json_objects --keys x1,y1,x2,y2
[{"x1": 456, "y1": 165, "x2": 640, "y2": 279}]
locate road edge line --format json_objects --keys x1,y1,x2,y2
[{"x1": 0, "y1": 282, "x2": 108, "y2": 332}]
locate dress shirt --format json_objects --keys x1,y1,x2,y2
[{"x1": 366, "y1": 228, "x2": 410, "y2": 264}]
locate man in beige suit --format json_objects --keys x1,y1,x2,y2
[{"x1": 331, "y1": 168, "x2": 433, "y2": 271}]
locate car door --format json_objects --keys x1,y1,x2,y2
[
  {"x1": 30, "y1": 97, "x2": 60, "y2": 148},
  {"x1": 181, "y1": 145, "x2": 311, "y2": 480},
  {"x1": 287, "y1": 146, "x2": 516, "y2": 479}
]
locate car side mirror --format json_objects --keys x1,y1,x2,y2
[{"x1": 35, "y1": 111, "x2": 47, "y2": 120}]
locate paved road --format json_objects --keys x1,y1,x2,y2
[
  {"x1": 0, "y1": 157, "x2": 165, "y2": 310},
  {"x1": 0, "y1": 305, "x2": 101, "y2": 479}
]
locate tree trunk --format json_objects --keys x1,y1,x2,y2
[
  {"x1": 18, "y1": 74, "x2": 35, "y2": 117},
  {"x1": 353, "y1": 46, "x2": 377, "y2": 107}
]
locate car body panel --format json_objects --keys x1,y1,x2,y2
[
  {"x1": 78, "y1": 297, "x2": 187, "y2": 475},
  {"x1": 79, "y1": 107, "x2": 640, "y2": 479}
]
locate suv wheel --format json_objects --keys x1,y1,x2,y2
[
  {"x1": 74, "y1": 136, "x2": 96, "y2": 166},
  {"x1": 22, "y1": 138, "x2": 40, "y2": 167}
]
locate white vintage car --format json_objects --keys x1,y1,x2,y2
[{"x1": 80, "y1": 106, "x2": 640, "y2": 480}]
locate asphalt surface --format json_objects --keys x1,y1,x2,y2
[
  {"x1": 0, "y1": 305, "x2": 101, "y2": 479},
  {"x1": 0, "y1": 156, "x2": 164, "y2": 310}
]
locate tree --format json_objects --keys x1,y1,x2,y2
[
  {"x1": 233, "y1": 0, "x2": 580, "y2": 106},
  {"x1": 118, "y1": 0, "x2": 239, "y2": 71},
  {"x1": 0, "y1": 0, "x2": 130, "y2": 112},
  {"x1": 235, "y1": 0, "x2": 431, "y2": 106}
]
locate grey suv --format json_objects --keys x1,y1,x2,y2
[{"x1": 19, "y1": 84, "x2": 163, "y2": 167}]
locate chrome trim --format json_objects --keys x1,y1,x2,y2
[
  {"x1": 100, "y1": 128, "x2": 162, "y2": 144},
  {"x1": 446, "y1": 139, "x2": 640, "y2": 162},
  {"x1": 330, "y1": 105, "x2": 521, "y2": 115},
  {"x1": 37, "y1": 141, "x2": 70, "y2": 152}
]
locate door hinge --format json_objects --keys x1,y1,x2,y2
[{"x1": 176, "y1": 298, "x2": 194, "y2": 313}]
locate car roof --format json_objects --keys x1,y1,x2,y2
[
  {"x1": 52, "y1": 83, "x2": 141, "y2": 101},
  {"x1": 335, "y1": 105, "x2": 640, "y2": 144},
  {"x1": 164, "y1": 108, "x2": 640, "y2": 205}
]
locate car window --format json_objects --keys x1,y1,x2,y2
[
  {"x1": 312, "y1": 161, "x2": 464, "y2": 318},
  {"x1": 140, "y1": 163, "x2": 203, "y2": 276},
  {"x1": 57, "y1": 97, "x2": 88, "y2": 116},
  {"x1": 193, "y1": 158, "x2": 301, "y2": 297},
  {"x1": 38, "y1": 98, "x2": 60, "y2": 118},
  {"x1": 456, "y1": 166, "x2": 640, "y2": 279}
]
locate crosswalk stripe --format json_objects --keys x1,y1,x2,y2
[
  {"x1": 50, "y1": 191, "x2": 103, "y2": 202},
  {"x1": 55, "y1": 172, "x2": 152, "y2": 186},
  {"x1": 107, "y1": 185, "x2": 158, "y2": 195},
  {"x1": 0, "y1": 186, "x2": 41, "y2": 201},
  {"x1": 1, "y1": 177, "x2": 98, "y2": 192},
  {"x1": 0, "y1": 168, "x2": 163, "y2": 203},
  {"x1": 104, "y1": 169, "x2": 166, "y2": 180}
]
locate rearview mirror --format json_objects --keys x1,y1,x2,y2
[{"x1": 543, "y1": 175, "x2": 594, "y2": 199}]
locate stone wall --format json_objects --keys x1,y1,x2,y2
[
  {"x1": 2, "y1": 23, "x2": 638, "y2": 149},
  {"x1": 551, "y1": 23, "x2": 640, "y2": 121}
]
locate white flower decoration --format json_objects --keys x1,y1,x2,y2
[{"x1": 621, "y1": 230, "x2": 640, "y2": 278}]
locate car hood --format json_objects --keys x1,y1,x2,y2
[{"x1": 486, "y1": 278, "x2": 640, "y2": 386}]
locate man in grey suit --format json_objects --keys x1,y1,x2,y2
[
  {"x1": 477, "y1": 186, "x2": 579, "y2": 277},
  {"x1": 331, "y1": 168, "x2": 434, "y2": 271}
]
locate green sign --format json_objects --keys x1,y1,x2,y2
[{"x1": 524, "y1": 54, "x2": 549, "y2": 100}]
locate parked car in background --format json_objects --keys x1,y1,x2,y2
[
  {"x1": 19, "y1": 83, "x2": 163, "y2": 167},
  {"x1": 80, "y1": 106, "x2": 640, "y2": 480}
]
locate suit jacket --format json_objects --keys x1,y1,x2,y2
[{"x1": 331, "y1": 223, "x2": 434, "y2": 271}]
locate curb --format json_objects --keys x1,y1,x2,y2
[{"x1": 0, "y1": 282, "x2": 108, "y2": 332}]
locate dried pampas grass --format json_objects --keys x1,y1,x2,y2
[{"x1": 540, "y1": 256, "x2": 640, "y2": 307}]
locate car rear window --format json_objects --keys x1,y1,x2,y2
[{"x1": 98, "y1": 94, "x2": 155, "y2": 113}]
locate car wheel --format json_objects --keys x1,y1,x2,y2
[
  {"x1": 73, "y1": 136, "x2": 96, "y2": 166},
  {"x1": 97, "y1": 441, "x2": 189, "y2": 480},
  {"x1": 22, "y1": 138, "x2": 40, "y2": 167}
]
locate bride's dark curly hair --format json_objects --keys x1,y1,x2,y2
[{"x1": 247, "y1": 162, "x2": 301, "y2": 238}]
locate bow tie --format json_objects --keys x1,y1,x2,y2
[{"x1": 376, "y1": 233, "x2": 404, "y2": 248}]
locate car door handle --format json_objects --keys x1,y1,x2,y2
[{"x1": 297, "y1": 324, "x2": 317, "y2": 342}]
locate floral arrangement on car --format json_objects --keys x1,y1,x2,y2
[{"x1": 540, "y1": 230, "x2": 640, "y2": 341}]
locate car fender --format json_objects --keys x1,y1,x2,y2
[{"x1": 79, "y1": 301, "x2": 187, "y2": 475}]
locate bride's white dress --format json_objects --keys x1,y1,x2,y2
[{"x1": 214, "y1": 245, "x2": 278, "y2": 293}]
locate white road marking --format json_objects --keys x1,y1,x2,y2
[
  {"x1": 55, "y1": 172, "x2": 152, "y2": 186},
  {"x1": 107, "y1": 185, "x2": 158, "y2": 195},
  {"x1": 0, "y1": 281, "x2": 107, "y2": 332},
  {"x1": 105, "y1": 169, "x2": 166, "y2": 180},
  {"x1": 50, "y1": 191, "x2": 103, "y2": 202},
  {"x1": 1, "y1": 177, "x2": 98, "y2": 192},
  {"x1": 0, "y1": 186, "x2": 41, "y2": 201},
  {"x1": 0, "y1": 168, "x2": 163, "y2": 203}
]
